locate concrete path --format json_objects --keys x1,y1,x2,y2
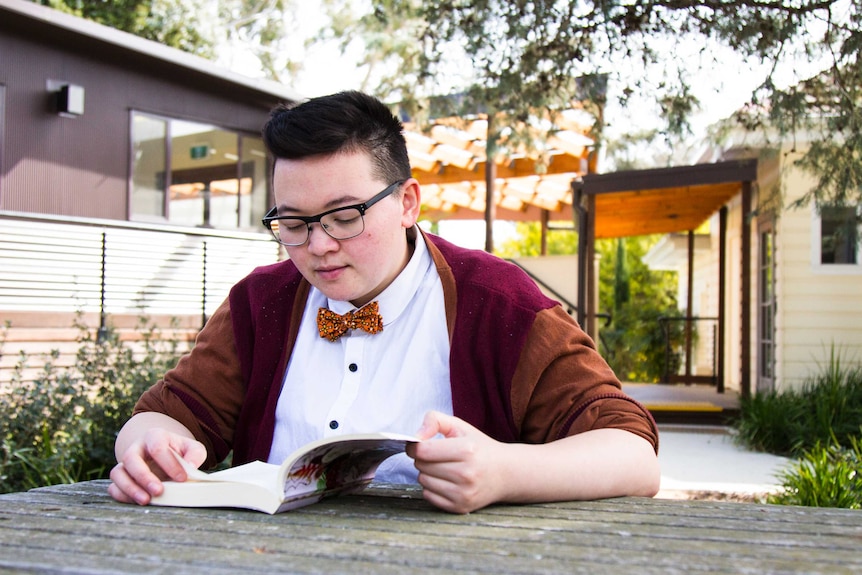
[{"x1": 656, "y1": 425, "x2": 793, "y2": 500}]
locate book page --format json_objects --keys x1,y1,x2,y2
[
  {"x1": 171, "y1": 452, "x2": 281, "y2": 492},
  {"x1": 278, "y1": 434, "x2": 418, "y2": 499}
]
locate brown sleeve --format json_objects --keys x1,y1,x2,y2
[
  {"x1": 133, "y1": 298, "x2": 245, "y2": 467},
  {"x1": 511, "y1": 306, "x2": 659, "y2": 453}
]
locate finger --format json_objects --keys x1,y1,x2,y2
[
  {"x1": 178, "y1": 439, "x2": 208, "y2": 468},
  {"x1": 145, "y1": 435, "x2": 205, "y2": 482},
  {"x1": 119, "y1": 443, "x2": 166, "y2": 496},
  {"x1": 108, "y1": 462, "x2": 152, "y2": 505},
  {"x1": 415, "y1": 411, "x2": 473, "y2": 440},
  {"x1": 417, "y1": 473, "x2": 475, "y2": 515}
]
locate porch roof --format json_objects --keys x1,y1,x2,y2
[{"x1": 579, "y1": 159, "x2": 759, "y2": 239}]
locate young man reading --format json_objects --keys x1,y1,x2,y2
[{"x1": 109, "y1": 91, "x2": 660, "y2": 514}]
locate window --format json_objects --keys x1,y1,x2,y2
[
  {"x1": 758, "y1": 226, "x2": 775, "y2": 392},
  {"x1": 820, "y1": 205, "x2": 859, "y2": 264},
  {"x1": 131, "y1": 112, "x2": 269, "y2": 230}
]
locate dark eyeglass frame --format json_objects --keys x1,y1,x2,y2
[{"x1": 262, "y1": 180, "x2": 406, "y2": 246}]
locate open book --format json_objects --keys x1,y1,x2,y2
[{"x1": 150, "y1": 432, "x2": 418, "y2": 514}]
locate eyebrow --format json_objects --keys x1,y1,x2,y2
[{"x1": 277, "y1": 194, "x2": 364, "y2": 215}]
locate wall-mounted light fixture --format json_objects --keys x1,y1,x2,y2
[{"x1": 57, "y1": 83, "x2": 85, "y2": 117}]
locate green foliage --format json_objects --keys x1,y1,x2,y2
[
  {"x1": 596, "y1": 236, "x2": 682, "y2": 382},
  {"x1": 0, "y1": 318, "x2": 183, "y2": 493},
  {"x1": 768, "y1": 437, "x2": 862, "y2": 509},
  {"x1": 35, "y1": 0, "x2": 214, "y2": 57},
  {"x1": 498, "y1": 225, "x2": 681, "y2": 382},
  {"x1": 734, "y1": 349, "x2": 862, "y2": 457},
  {"x1": 335, "y1": 1, "x2": 862, "y2": 207}
]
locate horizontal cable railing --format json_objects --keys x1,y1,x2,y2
[{"x1": 0, "y1": 211, "x2": 281, "y2": 327}]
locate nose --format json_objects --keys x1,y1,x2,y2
[{"x1": 305, "y1": 222, "x2": 339, "y2": 255}]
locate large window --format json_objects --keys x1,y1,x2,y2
[
  {"x1": 131, "y1": 112, "x2": 269, "y2": 230},
  {"x1": 820, "y1": 205, "x2": 860, "y2": 265}
]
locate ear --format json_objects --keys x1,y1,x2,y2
[{"x1": 399, "y1": 178, "x2": 422, "y2": 228}]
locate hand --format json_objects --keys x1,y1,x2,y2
[
  {"x1": 406, "y1": 411, "x2": 512, "y2": 514},
  {"x1": 108, "y1": 428, "x2": 207, "y2": 506}
]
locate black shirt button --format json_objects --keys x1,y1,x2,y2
[
  {"x1": 329, "y1": 420, "x2": 339, "y2": 430},
  {"x1": 349, "y1": 363, "x2": 358, "y2": 372}
]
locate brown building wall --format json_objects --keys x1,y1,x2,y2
[{"x1": 0, "y1": 5, "x2": 291, "y2": 220}]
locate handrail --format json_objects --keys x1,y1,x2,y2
[
  {"x1": 505, "y1": 258, "x2": 578, "y2": 314},
  {"x1": 505, "y1": 258, "x2": 612, "y2": 326},
  {"x1": 0, "y1": 209, "x2": 269, "y2": 241}
]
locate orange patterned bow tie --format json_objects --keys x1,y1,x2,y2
[{"x1": 317, "y1": 301, "x2": 384, "y2": 342}]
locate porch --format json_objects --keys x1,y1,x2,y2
[{"x1": 623, "y1": 382, "x2": 741, "y2": 425}]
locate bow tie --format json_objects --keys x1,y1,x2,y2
[{"x1": 317, "y1": 301, "x2": 384, "y2": 342}]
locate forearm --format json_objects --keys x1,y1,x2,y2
[
  {"x1": 496, "y1": 429, "x2": 660, "y2": 504},
  {"x1": 114, "y1": 411, "x2": 196, "y2": 461}
]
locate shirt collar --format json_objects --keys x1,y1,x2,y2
[{"x1": 326, "y1": 226, "x2": 430, "y2": 327}]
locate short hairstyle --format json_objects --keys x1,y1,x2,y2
[{"x1": 263, "y1": 91, "x2": 412, "y2": 185}]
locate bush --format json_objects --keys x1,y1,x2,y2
[
  {"x1": 734, "y1": 349, "x2": 862, "y2": 457},
  {"x1": 768, "y1": 437, "x2": 862, "y2": 509},
  {"x1": 0, "y1": 317, "x2": 184, "y2": 493},
  {"x1": 734, "y1": 348, "x2": 862, "y2": 509}
]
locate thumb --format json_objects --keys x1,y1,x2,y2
[
  {"x1": 415, "y1": 411, "x2": 472, "y2": 440},
  {"x1": 175, "y1": 437, "x2": 208, "y2": 469}
]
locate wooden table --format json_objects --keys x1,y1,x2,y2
[{"x1": 1, "y1": 481, "x2": 861, "y2": 574}]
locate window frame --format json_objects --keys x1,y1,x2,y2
[
  {"x1": 810, "y1": 202, "x2": 862, "y2": 274},
  {"x1": 128, "y1": 110, "x2": 269, "y2": 231}
]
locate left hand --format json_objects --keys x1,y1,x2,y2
[{"x1": 406, "y1": 411, "x2": 511, "y2": 514}]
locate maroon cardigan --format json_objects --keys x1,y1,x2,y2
[{"x1": 137, "y1": 232, "x2": 657, "y2": 467}]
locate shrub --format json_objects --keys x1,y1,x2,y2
[
  {"x1": 0, "y1": 317, "x2": 184, "y2": 493},
  {"x1": 734, "y1": 349, "x2": 862, "y2": 457},
  {"x1": 768, "y1": 437, "x2": 862, "y2": 509}
]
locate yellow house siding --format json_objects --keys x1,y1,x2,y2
[{"x1": 774, "y1": 149, "x2": 862, "y2": 390}]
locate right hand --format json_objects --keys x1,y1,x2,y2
[{"x1": 108, "y1": 428, "x2": 207, "y2": 506}]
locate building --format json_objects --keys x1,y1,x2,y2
[
  {"x1": 642, "y1": 143, "x2": 862, "y2": 395},
  {"x1": 0, "y1": 0, "x2": 301, "y2": 379}
]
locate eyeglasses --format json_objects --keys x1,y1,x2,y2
[{"x1": 262, "y1": 180, "x2": 406, "y2": 247}]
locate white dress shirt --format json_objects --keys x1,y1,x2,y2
[{"x1": 268, "y1": 232, "x2": 453, "y2": 483}]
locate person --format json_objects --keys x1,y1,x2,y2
[{"x1": 108, "y1": 91, "x2": 660, "y2": 514}]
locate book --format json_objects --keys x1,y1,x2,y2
[{"x1": 150, "y1": 432, "x2": 418, "y2": 514}]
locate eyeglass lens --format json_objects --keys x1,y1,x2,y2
[{"x1": 269, "y1": 207, "x2": 365, "y2": 246}]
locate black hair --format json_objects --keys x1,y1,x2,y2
[{"x1": 263, "y1": 91, "x2": 412, "y2": 185}]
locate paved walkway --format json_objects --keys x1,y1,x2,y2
[
  {"x1": 655, "y1": 425, "x2": 793, "y2": 500},
  {"x1": 618, "y1": 383, "x2": 793, "y2": 500}
]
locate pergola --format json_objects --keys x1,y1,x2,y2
[{"x1": 404, "y1": 110, "x2": 594, "y2": 252}]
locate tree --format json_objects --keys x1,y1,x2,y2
[
  {"x1": 36, "y1": 0, "x2": 215, "y2": 56},
  {"x1": 33, "y1": 0, "x2": 303, "y2": 80},
  {"x1": 325, "y1": 0, "x2": 861, "y2": 209}
]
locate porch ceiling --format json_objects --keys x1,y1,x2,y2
[
  {"x1": 580, "y1": 160, "x2": 759, "y2": 239},
  {"x1": 591, "y1": 181, "x2": 743, "y2": 239}
]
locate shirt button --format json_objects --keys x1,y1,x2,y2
[
  {"x1": 348, "y1": 363, "x2": 358, "y2": 372},
  {"x1": 329, "y1": 420, "x2": 339, "y2": 430}
]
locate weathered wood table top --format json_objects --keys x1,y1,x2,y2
[{"x1": 1, "y1": 480, "x2": 861, "y2": 574}]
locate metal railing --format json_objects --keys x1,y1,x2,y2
[
  {"x1": 658, "y1": 315, "x2": 719, "y2": 386},
  {"x1": 0, "y1": 211, "x2": 281, "y2": 330},
  {"x1": 506, "y1": 258, "x2": 612, "y2": 353}
]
